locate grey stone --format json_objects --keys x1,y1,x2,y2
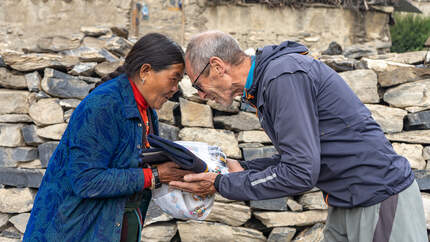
[
  {"x1": 254, "y1": 210, "x2": 327, "y2": 227},
  {"x1": 298, "y1": 191, "x2": 328, "y2": 210},
  {"x1": 158, "y1": 123, "x2": 180, "y2": 141},
  {"x1": 1, "y1": 50, "x2": 79, "y2": 72},
  {"x1": 62, "y1": 47, "x2": 118, "y2": 63},
  {"x1": 35, "y1": 123, "x2": 65, "y2": 140},
  {"x1": 64, "y1": 109, "x2": 74, "y2": 122},
  {"x1": 214, "y1": 112, "x2": 262, "y2": 131},
  {"x1": 29, "y1": 98, "x2": 64, "y2": 126},
  {"x1": 0, "y1": 168, "x2": 44, "y2": 188},
  {"x1": 8, "y1": 213, "x2": 30, "y2": 234},
  {"x1": 0, "y1": 124, "x2": 25, "y2": 147},
  {"x1": 111, "y1": 27, "x2": 128, "y2": 39},
  {"x1": 0, "y1": 56, "x2": 5, "y2": 68},
  {"x1": 0, "y1": 90, "x2": 29, "y2": 114},
  {"x1": 59, "y1": 99, "x2": 81, "y2": 109},
  {"x1": 37, "y1": 36, "x2": 81, "y2": 52},
  {"x1": 384, "y1": 51, "x2": 428, "y2": 65},
  {"x1": 208, "y1": 100, "x2": 240, "y2": 113},
  {"x1": 24, "y1": 71, "x2": 41, "y2": 92},
  {"x1": 343, "y1": 44, "x2": 377, "y2": 59},
  {"x1": 365, "y1": 104, "x2": 407, "y2": 133},
  {"x1": 238, "y1": 131, "x2": 271, "y2": 143},
  {"x1": 205, "y1": 202, "x2": 251, "y2": 226},
  {"x1": 0, "y1": 114, "x2": 32, "y2": 123},
  {"x1": 293, "y1": 223, "x2": 325, "y2": 242},
  {"x1": 0, "y1": 213, "x2": 9, "y2": 229},
  {"x1": 41, "y1": 68, "x2": 94, "y2": 99},
  {"x1": 383, "y1": 79, "x2": 430, "y2": 108},
  {"x1": 392, "y1": 143, "x2": 426, "y2": 170},
  {"x1": 239, "y1": 143, "x2": 264, "y2": 148},
  {"x1": 17, "y1": 159, "x2": 43, "y2": 169},
  {"x1": 424, "y1": 146, "x2": 430, "y2": 160},
  {"x1": 377, "y1": 66, "x2": 430, "y2": 87},
  {"x1": 268, "y1": 227, "x2": 296, "y2": 242},
  {"x1": 69, "y1": 62, "x2": 97, "y2": 76},
  {"x1": 0, "y1": 147, "x2": 38, "y2": 167},
  {"x1": 180, "y1": 98, "x2": 213, "y2": 128},
  {"x1": 157, "y1": 100, "x2": 178, "y2": 125},
  {"x1": 339, "y1": 70, "x2": 379, "y2": 104},
  {"x1": 79, "y1": 76, "x2": 101, "y2": 84},
  {"x1": 177, "y1": 221, "x2": 265, "y2": 242},
  {"x1": 405, "y1": 110, "x2": 430, "y2": 131},
  {"x1": 386, "y1": 130, "x2": 430, "y2": 144},
  {"x1": 415, "y1": 170, "x2": 430, "y2": 191},
  {"x1": 104, "y1": 36, "x2": 132, "y2": 57},
  {"x1": 38, "y1": 142, "x2": 59, "y2": 168},
  {"x1": 406, "y1": 106, "x2": 430, "y2": 113},
  {"x1": 250, "y1": 197, "x2": 289, "y2": 211},
  {"x1": 143, "y1": 201, "x2": 173, "y2": 227},
  {"x1": 179, "y1": 128, "x2": 241, "y2": 159},
  {"x1": 0, "y1": 226, "x2": 22, "y2": 241},
  {"x1": 94, "y1": 61, "x2": 122, "y2": 78},
  {"x1": 80, "y1": 26, "x2": 111, "y2": 37},
  {"x1": 0, "y1": 68, "x2": 27, "y2": 89},
  {"x1": 0, "y1": 188, "x2": 36, "y2": 213},
  {"x1": 287, "y1": 198, "x2": 303, "y2": 212},
  {"x1": 141, "y1": 222, "x2": 177, "y2": 242},
  {"x1": 242, "y1": 146, "x2": 278, "y2": 161},
  {"x1": 82, "y1": 37, "x2": 107, "y2": 49},
  {"x1": 21, "y1": 125, "x2": 46, "y2": 146},
  {"x1": 319, "y1": 55, "x2": 357, "y2": 72},
  {"x1": 322, "y1": 41, "x2": 343, "y2": 55}
]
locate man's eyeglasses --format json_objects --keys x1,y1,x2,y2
[{"x1": 191, "y1": 62, "x2": 209, "y2": 93}]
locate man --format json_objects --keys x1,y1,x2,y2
[{"x1": 170, "y1": 31, "x2": 427, "y2": 241}]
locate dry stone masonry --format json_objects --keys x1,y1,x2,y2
[{"x1": 0, "y1": 25, "x2": 430, "y2": 241}]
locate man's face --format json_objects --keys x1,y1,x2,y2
[{"x1": 185, "y1": 57, "x2": 235, "y2": 106}]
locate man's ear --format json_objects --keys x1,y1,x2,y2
[
  {"x1": 139, "y1": 63, "x2": 152, "y2": 80},
  {"x1": 210, "y1": 57, "x2": 225, "y2": 77}
]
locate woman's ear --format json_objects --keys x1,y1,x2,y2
[{"x1": 139, "y1": 64, "x2": 152, "y2": 81}]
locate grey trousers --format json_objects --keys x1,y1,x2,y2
[{"x1": 322, "y1": 180, "x2": 427, "y2": 242}]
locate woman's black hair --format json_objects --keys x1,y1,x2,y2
[{"x1": 93, "y1": 33, "x2": 184, "y2": 89}]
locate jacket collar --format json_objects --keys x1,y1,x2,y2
[{"x1": 116, "y1": 74, "x2": 143, "y2": 120}]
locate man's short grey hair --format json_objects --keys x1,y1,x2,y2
[{"x1": 186, "y1": 31, "x2": 246, "y2": 76}]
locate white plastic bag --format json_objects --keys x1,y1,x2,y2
[{"x1": 151, "y1": 141, "x2": 228, "y2": 220}]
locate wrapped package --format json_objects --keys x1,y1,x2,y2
[{"x1": 151, "y1": 141, "x2": 228, "y2": 220}]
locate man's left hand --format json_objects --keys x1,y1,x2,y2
[{"x1": 169, "y1": 172, "x2": 218, "y2": 197}]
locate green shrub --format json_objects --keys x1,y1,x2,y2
[{"x1": 390, "y1": 13, "x2": 430, "y2": 53}]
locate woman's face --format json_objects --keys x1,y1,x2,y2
[{"x1": 142, "y1": 63, "x2": 184, "y2": 110}]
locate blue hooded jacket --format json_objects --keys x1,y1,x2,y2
[
  {"x1": 24, "y1": 74, "x2": 158, "y2": 241},
  {"x1": 215, "y1": 41, "x2": 414, "y2": 208}
]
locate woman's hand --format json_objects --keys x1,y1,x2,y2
[
  {"x1": 226, "y1": 158, "x2": 244, "y2": 172},
  {"x1": 156, "y1": 162, "x2": 194, "y2": 184}
]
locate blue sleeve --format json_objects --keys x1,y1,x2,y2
[
  {"x1": 216, "y1": 72, "x2": 321, "y2": 200},
  {"x1": 241, "y1": 154, "x2": 281, "y2": 170},
  {"x1": 66, "y1": 97, "x2": 146, "y2": 198}
]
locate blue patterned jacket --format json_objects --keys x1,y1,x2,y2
[{"x1": 23, "y1": 74, "x2": 158, "y2": 242}]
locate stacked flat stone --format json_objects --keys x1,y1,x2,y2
[{"x1": 1, "y1": 26, "x2": 430, "y2": 242}]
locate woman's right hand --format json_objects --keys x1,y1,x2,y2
[{"x1": 156, "y1": 162, "x2": 194, "y2": 184}]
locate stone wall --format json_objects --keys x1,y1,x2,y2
[
  {"x1": 0, "y1": 0, "x2": 392, "y2": 54},
  {"x1": 0, "y1": 25, "x2": 430, "y2": 241}
]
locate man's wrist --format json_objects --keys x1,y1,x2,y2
[
  {"x1": 151, "y1": 166, "x2": 162, "y2": 189},
  {"x1": 238, "y1": 160, "x2": 249, "y2": 170}
]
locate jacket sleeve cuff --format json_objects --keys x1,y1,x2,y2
[
  {"x1": 238, "y1": 160, "x2": 249, "y2": 170},
  {"x1": 214, "y1": 174, "x2": 223, "y2": 192}
]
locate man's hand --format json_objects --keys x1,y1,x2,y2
[
  {"x1": 156, "y1": 162, "x2": 194, "y2": 184},
  {"x1": 169, "y1": 172, "x2": 218, "y2": 197},
  {"x1": 226, "y1": 158, "x2": 244, "y2": 172}
]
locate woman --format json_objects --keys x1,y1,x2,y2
[{"x1": 23, "y1": 33, "x2": 191, "y2": 242}]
